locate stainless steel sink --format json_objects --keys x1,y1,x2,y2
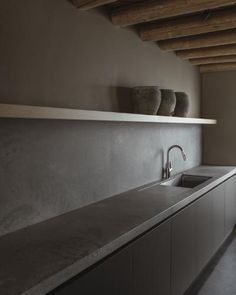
[{"x1": 160, "y1": 174, "x2": 212, "y2": 189}]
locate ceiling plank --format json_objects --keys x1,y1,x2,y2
[
  {"x1": 158, "y1": 29, "x2": 236, "y2": 51},
  {"x1": 111, "y1": 0, "x2": 236, "y2": 27},
  {"x1": 71, "y1": 0, "x2": 116, "y2": 10},
  {"x1": 190, "y1": 55, "x2": 236, "y2": 65},
  {"x1": 140, "y1": 7, "x2": 236, "y2": 41},
  {"x1": 200, "y1": 62, "x2": 236, "y2": 72},
  {"x1": 176, "y1": 44, "x2": 236, "y2": 59}
]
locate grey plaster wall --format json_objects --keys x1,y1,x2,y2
[
  {"x1": 0, "y1": 0, "x2": 200, "y2": 117},
  {"x1": 202, "y1": 71, "x2": 236, "y2": 165},
  {"x1": 0, "y1": 0, "x2": 202, "y2": 236}
]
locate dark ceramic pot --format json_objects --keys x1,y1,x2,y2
[
  {"x1": 157, "y1": 89, "x2": 176, "y2": 116},
  {"x1": 174, "y1": 92, "x2": 189, "y2": 117},
  {"x1": 132, "y1": 86, "x2": 162, "y2": 115}
]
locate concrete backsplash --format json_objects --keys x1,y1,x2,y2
[
  {"x1": 0, "y1": 0, "x2": 202, "y2": 236},
  {"x1": 0, "y1": 120, "x2": 201, "y2": 236}
]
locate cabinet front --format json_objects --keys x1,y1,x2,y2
[
  {"x1": 133, "y1": 220, "x2": 171, "y2": 295},
  {"x1": 212, "y1": 184, "x2": 225, "y2": 251},
  {"x1": 171, "y1": 181, "x2": 230, "y2": 295},
  {"x1": 225, "y1": 175, "x2": 236, "y2": 235},
  {"x1": 171, "y1": 203, "x2": 197, "y2": 295}
]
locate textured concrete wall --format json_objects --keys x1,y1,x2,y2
[
  {"x1": 0, "y1": 0, "x2": 202, "y2": 236},
  {"x1": 0, "y1": 120, "x2": 201, "y2": 236},
  {"x1": 202, "y1": 71, "x2": 236, "y2": 165}
]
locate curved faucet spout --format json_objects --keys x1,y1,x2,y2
[
  {"x1": 165, "y1": 145, "x2": 187, "y2": 179},
  {"x1": 167, "y1": 145, "x2": 187, "y2": 162}
]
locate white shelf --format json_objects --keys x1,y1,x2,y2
[{"x1": 0, "y1": 103, "x2": 216, "y2": 125}]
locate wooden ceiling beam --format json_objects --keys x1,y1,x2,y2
[
  {"x1": 200, "y1": 62, "x2": 236, "y2": 72},
  {"x1": 140, "y1": 7, "x2": 236, "y2": 41},
  {"x1": 158, "y1": 29, "x2": 236, "y2": 51},
  {"x1": 190, "y1": 55, "x2": 236, "y2": 65},
  {"x1": 176, "y1": 44, "x2": 236, "y2": 59},
  {"x1": 71, "y1": 0, "x2": 116, "y2": 10},
  {"x1": 111, "y1": 0, "x2": 236, "y2": 27}
]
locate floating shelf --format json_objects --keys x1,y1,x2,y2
[{"x1": 0, "y1": 103, "x2": 216, "y2": 125}]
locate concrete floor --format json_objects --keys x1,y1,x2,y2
[{"x1": 187, "y1": 230, "x2": 236, "y2": 295}]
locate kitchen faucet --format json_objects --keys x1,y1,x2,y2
[{"x1": 164, "y1": 145, "x2": 187, "y2": 179}]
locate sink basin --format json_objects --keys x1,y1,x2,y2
[{"x1": 160, "y1": 174, "x2": 212, "y2": 188}]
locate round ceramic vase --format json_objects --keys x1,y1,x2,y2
[
  {"x1": 132, "y1": 86, "x2": 162, "y2": 115},
  {"x1": 174, "y1": 92, "x2": 190, "y2": 117},
  {"x1": 157, "y1": 89, "x2": 176, "y2": 116}
]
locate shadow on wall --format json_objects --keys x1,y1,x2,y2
[
  {"x1": 109, "y1": 86, "x2": 133, "y2": 113},
  {"x1": 153, "y1": 148, "x2": 166, "y2": 179},
  {"x1": 1, "y1": 85, "x2": 134, "y2": 114},
  {"x1": 87, "y1": 85, "x2": 133, "y2": 113}
]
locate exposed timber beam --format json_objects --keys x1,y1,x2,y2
[
  {"x1": 200, "y1": 62, "x2": 236, "y2": 72},
  {"x1": 190, "y1": 55, "x2": 236, "y2": 65},
  {"x1": 140, "y1": 7, "x2": 236, "y2": 41},
  {"x1": 158, "y1": 29, "x2": 236, "y2": 51},
  {"x1": 111, "y1": 0, "x2": 236, "y2": 27},
  {"x1": 176, "y1": 44, "x2": 236, "y2": 59},
  {"x1": 71, "y1": 0, "x2": 116, "y2": 10}
]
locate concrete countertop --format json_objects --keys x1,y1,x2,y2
[{"x1": 0, "y1": 165, "x2": 236, "y2": 295}]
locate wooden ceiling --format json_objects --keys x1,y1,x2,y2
[{"x1": 71, "y1": 0, "x2": 236, "y2": 73}]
